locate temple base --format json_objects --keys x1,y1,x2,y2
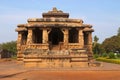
[{"x1": 23, "y1": 49, "x2": 89, "y2": 68}]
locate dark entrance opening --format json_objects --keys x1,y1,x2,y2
[
  {"x1": 21, "y1": 31, "x2": 28, "y2": 45},
  {"x1": 33, "y1": 28, "x2": 42, "y2": 43},
  {"x1": 84, "y1": 32, "x2": 89, "y2": 45},
  {"x1": 49, "y1": 28, "x2": 63, "y2": 45},
  {"x1": 69, "y1": 28, "x2": 78, "y2": 43}
]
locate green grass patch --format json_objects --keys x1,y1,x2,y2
[{"x1": 96, "y1": 57, "x2": 120, "y2": 64}]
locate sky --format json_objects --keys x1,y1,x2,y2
[{"x1": 0, "y1": 0, "x2": 120, "y2": 43}]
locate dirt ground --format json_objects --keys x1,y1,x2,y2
[
  {"x1": 1, "y1": 71, "x2": 120, "y2": 80},
  {"x1": 0, "y1": 59, "x2": 120, "y2": 80}
]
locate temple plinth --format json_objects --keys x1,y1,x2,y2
[{"x1": 16, "y1": 7, "x2": 94, "y2": 68}]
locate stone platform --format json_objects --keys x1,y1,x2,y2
[{"x1": 23, "y1": 49, "x2": 89, "y2": 68}]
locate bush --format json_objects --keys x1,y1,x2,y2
[
  {"x1": 101, "y1": 53, "x2": 108, "y2": 57},
  {"x1": 117, "y1": 53, "x2": 120, "y2": 58},
  {"x1": 108, "y1": 52, "x2": 116, "y2": 59},
  {"x1": 94, "y1": 54, "x2": 99, "y2": 58}
]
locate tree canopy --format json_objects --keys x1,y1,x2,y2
[
  {"x1": 93, "y1": 27, "x2": 120, "y2": 54},
  {"x1": 92, "y1": 35, "x2": 104, "y2": 54},
  {"x1": 0, "y1": 41, "x2": 17, "y2": 55},
  {"x1": 94, "y1": 35, "x2": 99, "y2": 43},
  {"x1": 117, "y1": 27, "x2": 120, "y2": 36},
  {"x1": 102, "y1": 35, "x2": 120, "y2": 53}
]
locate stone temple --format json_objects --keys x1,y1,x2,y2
[{"x1": 16, "y1": 7, "x2": 94, "y2": 68}]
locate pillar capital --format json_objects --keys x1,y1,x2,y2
[{"x1": 61, "y1": 28, "x2": 69, "y2": 34}]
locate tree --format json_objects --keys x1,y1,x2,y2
[
  {"x1": 0, "y1": 43, "x2": 2, "y2": 49},
  {"x1": 94, "y1": 35, "x2": 99, "y2": 43},
  {"x1": 92, "y1": 35, "x2": 104, "y2": 55},
  {"x1": 93, "y1": 35, "x2": 99, "y2": 47},
  {"x1": 93, "y1": 43, "x2": 104, "y2": 55},
  {"x1": 101, "y1": 27, "x2": 120, "y2": 53},
  {"x1": 117, "y1": 27, "x2": 120, "y2": 36},
  {"x1": 0, "y1": 41, "x2": 17, "y2": 55},
  {"x1": 102, "y1": 36, "x2": 120, "y2": 53}
]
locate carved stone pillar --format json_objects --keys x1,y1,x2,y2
[
  {"x1": 78, "y1": 29, "x2": 84, "y2": 48},
  {"x1": 17, "y1": 32, "x2": 22, "y2": 60},
  {"x1": 64, "y1": 30, "x2": 68, "y2": 44},
  {"x1": 61, "y1": 28, "x2": 68, "y2": 49},
  {"x1": 17, "y1": 32, "x2": 23, "y2": 61},
  {"x1": 62, "y1": 29, "x2": 68, "y2": 44},
  {"x1": 27, "y1": 28, "x2": 33, "y2": 44},
  {"x1": 42, "y1": 28, "x2": 48, "y2": 43},
  {"x1": 17, "y1": 32, "x2": 22, "y2": 49},
  {"x1": 88, "y1": 32, "x2": 92, "y2": 52}
]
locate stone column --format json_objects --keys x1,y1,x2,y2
[
  {"x1": 62, "y1": 28, "x2": 68, "y2": 49},
  {"x1": 17, "y1": 32, "x2": 22, "y2": 49},
  {"x1": 78, "y1": 29, "x2": 84, "y2": 48},
  {"x1": 64, "y1": 29, "x2": 68, "y2": 44},
  {"x1": 17, "y1": 32, "x2": 22, "y2": 61},
  {"x1": 27, "y1": 28, "x2": 33, "y2": 44},
  {"x1": 17, "y1": 32, "x2": 25, "y2": 61},
  {"x1": 88, "y1": 32, "x2": 92, "y2": 52},
  {"x1": 42, "y1": 28, "x2": 48, "y2": 43}
]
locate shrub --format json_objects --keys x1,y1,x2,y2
[
  {"x1": 94, "y1": 54, "x2": 99, "y2": 58},
  {"x1": 108, "y1": 52, "x2": 116, "y2": 59},
  {"x1": 96, "y1": 57, "x2": 120, "y2": 64},
  {"x1": 101, "y1": 53, "x2": 108, "y2": 57},
  {"x1": 117, "y1": 53, "x2": 120, "y2": 58}
]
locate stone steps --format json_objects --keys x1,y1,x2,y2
[{"x1": 51, "y1": 45, "x2": 60, "y2": 50}]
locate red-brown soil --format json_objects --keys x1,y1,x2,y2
[
  {"x1": 1, "y1": 71, "x2": 120, "y2": 80},
  {"x1": 0, "y1": 59, "x2": 120, "y2": 80}
]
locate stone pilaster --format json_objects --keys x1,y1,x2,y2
[{"x1": 27, "y1": 28, "x2": 33, "y2": 44}]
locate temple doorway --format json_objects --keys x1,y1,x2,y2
[{"x1": 49, "y1": 28, "x2": 63, "y2": 50}]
